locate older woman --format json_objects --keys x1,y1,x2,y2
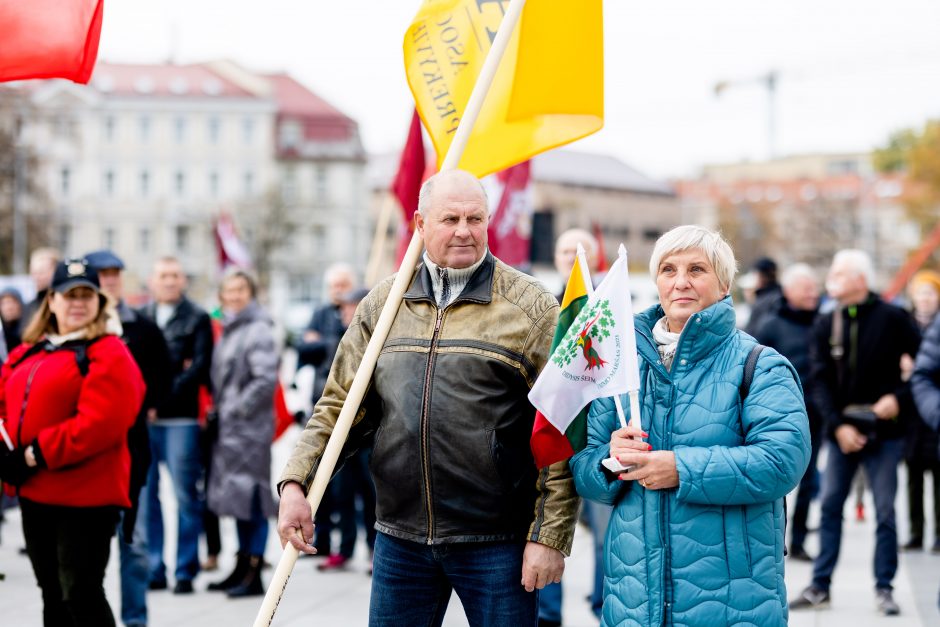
[
  {"x1": 206, "y1": 270, "x2": 277, "y2": 598},
  {"x1": 0, "y1": 259, "x2": 144, "y2": 627},
  {"x1": 571, "y1": 225, "x2": 810, "y2": 626}
]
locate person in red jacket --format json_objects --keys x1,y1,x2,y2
[{"x1": 0, "y1": 258, "x2": 145, "y2": 627}]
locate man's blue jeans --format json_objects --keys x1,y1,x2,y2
[
  {"x1": 370, "y1": 532, "x2": 537, "y2": 626},
  {"x1": 812, "y1": 437, "x2": 904, "y2": 591},
  {"x1": 144, "y1": 421, "x2": 203, "y2": 584},
  {"x1": 118, "y1": 508, "x2": 148, "y2": 626}
]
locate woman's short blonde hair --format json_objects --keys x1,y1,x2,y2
[
  {"x1": 22, "y1": 291, "x2": 113, "y2": 345},
  {"x1": 649, "y1": 225, "x2": 738, "y2": 291}
]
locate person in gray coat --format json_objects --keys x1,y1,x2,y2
[{"x1": 206, "y1": 269, "x2": 277, "y2": 598}]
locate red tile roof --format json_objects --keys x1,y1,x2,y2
[{"x1": 91, "y1": 62, "x2": 254, "y2": 98}]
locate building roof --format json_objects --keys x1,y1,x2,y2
[
  {"x1": 90, "y1": 62, "x2": 256, "y2": 98},
  {"x1": 367, "y1": 149, "x2": 673, "y2": 196},
  {"x1": 264, "y1": 73, "x2": 358, "y2": 146}
]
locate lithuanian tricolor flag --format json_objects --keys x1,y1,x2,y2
[{"x1": 529, "y1": 255, "x2": 591, "y2": 468}]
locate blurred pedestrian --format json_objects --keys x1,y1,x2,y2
[
  {"x1": 22, "y1": 247, "x2": 60, "y2": 324},
  {"x1": 86, "y1": 249, "x2": 172, "y2": 627},
  {"x1": 744, "y1": 256, "x2": 782, "y2": 335},
  {"x1": 904, "y1": 270, "x2": 940, "y2": 552},
  {"x1": 0, "y1": 287, "x2": 25, "y2": 355},
  {"x1": 206, "y1": 270, "x2": 277, "y2": 597},
  {"x1": 0, "y1": 258, "x2": 145, "y2": 626},
  {"x1": 790, "y1": 250, "x2": 920, "y2": 616},
  {"x1": 278, "y1": 170, "x2": 577, "y2": 625},
  {"x1": 140, "y1": 256, "x2": 214, "y2": 594},
  {"x1": 753, "y1": 262, "x2": 822, "y2": 560},
  {"x1": 296, "y1": 262, "x2": 356, "y2": 557},
  {"x1": 572, "y1": 225, "x2": 809, "y2": 626}
]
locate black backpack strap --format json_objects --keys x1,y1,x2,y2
[
  {"x1": 8, "y1": 341, "x2": 52, "y2": 370},
  {"x1": 740, "y1": 344, "x2": 765, "y2": 402}
]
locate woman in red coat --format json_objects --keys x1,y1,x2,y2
[{"x1": 0, "y1": 259, "x2": 144, "y2": 627}]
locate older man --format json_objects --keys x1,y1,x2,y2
[
  {"x1": 790, "y1": 250, "x2": 920, "y2": 616},
  {"x1": 279, "y1": 169, "x2": 577, "y2": 625}
]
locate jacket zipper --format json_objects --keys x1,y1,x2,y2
[
  {"x1": 421, "y1": 307, "x2": 445, "y2": 544},
  {"x1": 660, "y1": 381, "x2": 677, "y2": 625}
]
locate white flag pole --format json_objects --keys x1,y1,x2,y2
[
  {"x1": 253, "y1": 2, "x2": 529, "y2": 625},
  {"x1": 602, "y1": 244, "x2": 642, "y2": 473}
]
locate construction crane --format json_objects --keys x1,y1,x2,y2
[{"x1": 713, "y1": 70, "x2": 779, "y2": 159}]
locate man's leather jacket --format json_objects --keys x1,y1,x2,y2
[{"x1": 280, "y1": 253, "x2": 578, "y2": 554}]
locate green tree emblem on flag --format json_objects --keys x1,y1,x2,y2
[{"x1": 552, "y1": 299, "x2": 615, "y2": 370}]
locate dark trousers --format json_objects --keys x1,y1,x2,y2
[
  {"x1": 21, "y1": 498, "x2": 119, "y2": 627},
  {"x1": 812, "y1": 437, "x2": 903, "y2": 592},
  {"x1": 790, "y1": 418, "x2": 823, "y2": 550},
  {"x1": 906, "y1": 458, "x2": 940, "y2": 540},
  {"x1": 370, "y1": 532, "x2": 537, "y2": 626}
]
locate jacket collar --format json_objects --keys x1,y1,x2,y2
[
  {"x1": 635, "y1": 295, "x2": 738, "y2": 370},
  {"x1": 404, "y1": 251, "x2": 495, "y2": 306}
]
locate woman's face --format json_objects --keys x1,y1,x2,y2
[
  {"x1": 656, "y1": 249, "x2": 726, "y2": 333},
  {"x1": 911, "y1": 283, "x2": 940, "y2": 319},
  {"x1": 220, "y1": 276, "x2": 253, "y2": 315},
  {"x1": 49, "y1": 287, "x2": 100, "y2": 334}
]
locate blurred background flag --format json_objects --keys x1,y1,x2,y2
[
  {"x1": 484, "y1": 160, "x2": 532, "y2": 268},
  {"x1": 403, "y1": 0, "x2": 604, "y2": 178},
  {"x1": 0, "y1": 0, "x2": 103, "y2": 83}
]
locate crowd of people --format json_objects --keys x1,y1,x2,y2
[{"x1": 2, "y1": 168, "x2": 939, "y2": 626}]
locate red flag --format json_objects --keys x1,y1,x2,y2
[
  {"x1": 0, "y1": 0, "x2": 103, "y2": 84},
  {"x1": 486, "y1": 161, "x2": 532, "y2": 267},
  {"x1": 592, "y1": 221, "x2": 609, "y2": 272},
  {"x1": 214, "y1": 211, "x2": 252, "y2": 271},
  {"x1": 392, "y1": 109, "x2": 428, "y2": 263}
]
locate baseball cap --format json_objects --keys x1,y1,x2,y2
[
  {"x1": 51, "y1": 258, "x2": 100, "y2": 293},
  {"x1": 84, "y1": 249, "x2": 125, "y2": 271}
]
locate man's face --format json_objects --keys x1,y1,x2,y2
[
  {"x1": 416, "y1": 177, "x2": 488, "y2": 269},
  {"x1": 30, "y1": 256, "x2": 57, "y2": 291},
  {"x1": 150, "y1": 260, "x2": 186, "y2": 304},
  {"x1": 327, "y1": 272, "x2": 354, "y2": 306},
  {"x1": 97, "y1": 268, "x2": 124, "y2": 302},
  {"x1": 0, "y1": 296, "x2": 22, "y2": 322},
  {"x1": 783, "y1": 276, "x2": 819, "y2": 312},
  {"x1": 554, "y1": 231, "x2": 598, "y2": 276},
  {"x1": 826, "y1": 260, "x2": 866, "y2": 304}
]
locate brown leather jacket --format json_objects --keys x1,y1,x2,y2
[{"x1": 279, "y1": 253, "x2": 579, "y2": 554}]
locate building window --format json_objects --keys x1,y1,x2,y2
[
  {"x1": 174, "y1": 116, "x2": 186, "y2": 143},
  {"x1": 103, "y1": 169, "x2": 115, "y2": 197},
  {"x1": 103, "y1": 115, "x2": 116, "y2": 142},
  {"x1": 642, "y1": 228, "x2": 662, "y2": 241},
  {"x1": 315, "y1": 165, "x2": 328, "y2": 202},
  {"x1": 60, "y1": 166, "x2": 71, "y2": 197},
  {"x1": 243, "y1": 117, "x2": 254, "y2": 144},
  {"x1": 209, "y1": 171, "x2": 220, "y2": 198},
  {"x1": 243, "y1": 171, "x2": 254, "y2": 197},
  {"x1": 312, "y1": 225, "x2": 326, "y2": 251},
  {"x1": 139, "y1": 115, "x2": 151, "y2": 142},
  {"x1": 140, "y1": 169, "x2": 150, "y2": 198},
  {"x1": 139, "y1": 227, "x2": 151, "y2": 252},
  {"x1": 175, "y1": 224, "x2": 190, "y2": 251},
  {"x1": 103, "y1": 227, "x2": 116, "y2": 250},
  {"x1": 282, "y1": 167, "x2": 297, "y2": 203},
  {"x1": 59, "y1": 224, "x2": 72, "y2": 252},
  {"x1": 175, "y1": 170, "x2": 186, "y2": 198},
  {"x1": 208, "y1": 116, "x2": 221, "y2": 144},
  {"x1": 279, "y1": 120, "x2": 302, "y2": 150}
]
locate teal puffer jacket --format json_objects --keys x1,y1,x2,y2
[{"x1": 571, "y1": 296, "x2": 810, "y2": 626}]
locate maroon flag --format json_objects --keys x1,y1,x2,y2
[
  {"x1": 214, "y1": 211, "x2": 252, "y2": 271},
  {"x1": 486, "y1": 160, "x2": 532, "y2": 267},
  {"x1": 393, "y1": 109, "x2": 428, "y2": 263},
  {"x1": 0, "y1": 0, "x2": 103, "y2": 84},
  {"x1": 592, "y1": 221, "x2": 609, "y2": 272}
]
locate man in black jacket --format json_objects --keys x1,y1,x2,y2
[
  {"x1": 753, "y1": 262, "x2": 821, "y2": 561},
  {"x1": 790, "y1": 250, "x2": 920, "y2": 616},
  {"x1": 140, "y1": 256, "x2": 214, "y2": 594},
  {"x1": 86, "y1": 249, "x2": 172, "y2": 626}
]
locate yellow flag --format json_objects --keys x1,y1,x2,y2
[{"x1": 403, "y1": 0, "x2": 604, "y2": 178}]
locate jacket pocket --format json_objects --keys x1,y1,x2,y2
[{"x1": 723, "y1": 505, "x2": 752, "y2": 579}]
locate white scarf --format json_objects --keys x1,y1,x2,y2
[{"x1": 652, "y1": 316, "x2": 682, "y2": 371}]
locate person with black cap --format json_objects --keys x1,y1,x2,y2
[
  {"x1": 744, "y1": 256, "x2": 783, "y2": 336},
  {"x1": 85, "y1": 249, "x2": 172, "y2": 627},
  {"x1": 0, "y1": 258, "x2": 145, "y2": 627}
]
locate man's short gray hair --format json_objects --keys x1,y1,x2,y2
[
  {"x1": 324, "y1": 262, "x2": 355, "y2": 285},
  {"x1": 832, "y1": 249, "x2": 875, "y2": 288},
  {"x1": 648, "y1": 225, "x2": 738, "y2": 291},
  {"x1": 780, "y1": 263, "x2": 818, "y2": 289},
  {"x1": 416, "y1": 170, "x2": 489, "y2": 216}
]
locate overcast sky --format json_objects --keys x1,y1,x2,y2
[{"x1": 98, "y1": 0, "x2": 940, "y2": 179}]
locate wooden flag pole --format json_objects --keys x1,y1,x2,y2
[
  {"x1": 252, "y1": 1, "x2": 528, "y2": 625},
  {"x1": 364, "y1": 191, "x2": 399, "y2": 287}
]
